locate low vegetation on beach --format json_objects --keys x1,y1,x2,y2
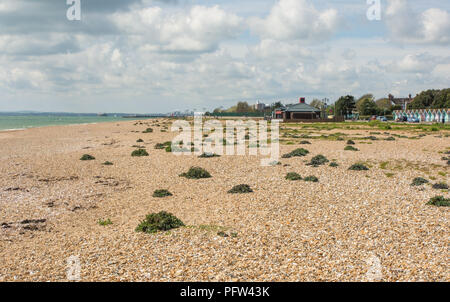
[
  {"x1": 152, "y1": 189, "x2": 173, "y2": 198},
  {"x1": 80, "y1": 154, "x2": 95, "y2": 161},
  {"x1": 131, "y1": 149, "x2": 149, "y2": 157},
  {"x1": 135, "y1": 211, "x2": 185, "y2": 234},
  {"x1": 228, "y1": 184, "x2": 253, "y2": 194},
  {"x1": 180, "y1": 167, "x2": 212, "y2": 179}
]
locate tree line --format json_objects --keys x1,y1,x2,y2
[{"x1": 209, "y1": 88, "x2": 449, "y2": 117}]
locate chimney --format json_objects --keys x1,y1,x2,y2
[{"x1": 299, "y1": 97, "x2": 305, "y2": 104}]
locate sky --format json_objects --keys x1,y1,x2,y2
[{"x1": 0, "y1": 0, "x2": 449, "y2": 113}]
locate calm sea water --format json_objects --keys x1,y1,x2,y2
[{"x1": 0, "y1": 114, "x2": 154, "y2": 131}]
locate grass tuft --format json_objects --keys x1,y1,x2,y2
[{"x1": 98, "y1": 218, "x2": 112, "y2": 226}]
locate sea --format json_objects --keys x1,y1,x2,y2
[{"x1": 0, "y1": 113, "x2": 158, "y2": 131}]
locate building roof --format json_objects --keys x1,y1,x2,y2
[{"x1": 285, "y1": 103, "x2": 321, "y2": 113}]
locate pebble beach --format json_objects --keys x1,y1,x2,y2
[{"x1": 0, "y1": 119, "x2": 448, "y2": 282}]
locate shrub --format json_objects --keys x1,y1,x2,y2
[
  {"x1": 427, "y1": 196, "x2": 450, "y2": 207},
  {"x1": 285, "y1": 172, "x2": 302, "y2": 180},
  {"x1": 346, "y1": 140, "x2": 355, "y2": 145},
  {"x1": 98, "y1": 218, "x2": 113, "y2": 226},
  {"x1": 135, "y1": 211, "x2": 185, "y2": 234},
  {"x1": 137, "y1": 139, "x2": 144, "y2": 143},
  {"x1": 349, "y1": 163, "x2": 369, "y2": 171},
  {"x1": 330, "y1": 162, "x2": 339, "y2": 167},
  {"x1": 344, "y1": 146, "x2": 359, "y2": 151},
  {"x1": 228, "y1": 184, "x2": 253, "y2": 194},
  {"x1": 153, "y1": 189, "x2": 173, "y2": 198},
  {"x1": 131, "y1": 149, "x2": 149, "y2": 157},
  {"x1": 300, "y1": 141, "x2": 311, "y2": 145},
  {"x1": 411, "y1": 177, "x2": 428, "y2": 186},
  {"x1": 142, "y1": 128, "x2": 153, "y2": 133},
  {"x1": 198, "y1": 153, "x2": 220, "y2": 158},
  {"x1": 385, "y1": 137, "x2": 396, "y2": 141},
  {"x1": 102, "y1": 161, "x2": 114, "y2": 166},
  {"x1": 303, "y1": 176, "x2": 319, "y2": 182},
  {"x1": 365, "y1": 136, "x2": 378, "y2": 141},
  {"x1": 282, "y1": 148, "x2": 309, "y2": 158},
  {"x1": 80, "y1": 154, "x2": 95, "y2": 161},
  {"x1": 432, "y1": 182, "x2": 449, "y2": 190},
  {"x1": 180, "y1": 167, "x2": 212, "y2": 179},
  {"x1": 306, "y1": 155, "x2": 329, "y2": 167}
]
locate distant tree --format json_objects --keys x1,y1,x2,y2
[
  {"x1": 431, "y1": 88, "x2": 450, "y2": 108},
  {"x1": 236, "y1": 102, "x2": 254, "y2": 113},
  {"x1": 310, "y1": 99, "x2": 324, "y2": 110},
  {"x1": 356, "y1": 94, "x2": 374, "y2": 113},
  {"x1": 359, "y1": 99, "x2": 378, "y2": 116},
  {"x1": 272, "y1": 101, "x2": 283, "y2": 109},
  {"x1": 375, "y1": 98, "x2": 392, "y2": 110},
  {"x1": 408, "y1": 90, "x2": 436, "y2": 109},
  {"x1": 335, "y1": 95, "x2": 356, "y2": 117},
  {"x1": 213, "y1": 108, "x2": 223, "y2": 114}
]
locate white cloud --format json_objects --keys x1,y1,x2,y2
[
  {"x1": 386, "y1": 0, "x2": 450, "y2": 45},
  {"x1": 249, "y1": 0, "x2": 340, "y2": 42},
  {"x1": 112, "y1": 5, "x2": 243, "y2": 53}
]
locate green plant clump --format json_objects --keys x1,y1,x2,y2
[
  {"x1": 411, "y1": 177, "x2": 428, "y2": 186},
  {"x1": 285, "y1": 172, "x2": 302, "y2": 180},
  {"x1": 306, "y1": 155, "x2": 329, "y2": 167},
  {"x1": 102, "y1": 161, "x2": 114, "y2": 166},
  {"x1": 426, "y1": 196, "x2": 450, "y2": 207},
  {"x1": 228, "y1": 184, "x2": 253, "y2": 194},
  {"x1": 180, "y1": 167, "x2": 212, "y2": 179},
  {"x1": 432, "y1": 182, "x2": 449, "y2": 190},
  {"x1": 349, "y1": 163, "x2": 369, "y2": 171},
  {"x1": 282, "y1": 148, "x2": 309, "y2": 158},
  {"x1": 303, "y1": 176, "x2": 319, "y2": 182},
  {"x1": 329, "y1": 162, "x2": 339, "y2": 167},
  {"x1": 137, "y1": 139, "x2": 144, "y2": 143},
  {"x1": 344, "y1": 146, "x2": 359, "y2": 151},
  {"x1": 131, "y1": 149, "x2": 149, "y2": 157},
  {"x1": 142, "y1": 128, "x2": 153, "y2": 133},
  {"x1": 153, "y1": 189, "x2": 173, "y2": 198},
  {"x1": 198, "y1": 153, "x2": 220, "y2": 158},
  {"x1": 300, "y1": 141, "x2": 311, "y2": 145},
  {"x1": 135, "y1": 211, "x2": 185, "y2": 234},
  {"x1": 80, "y1": 154, "x2": 95, "y2": 161},
  {"x1": 346, "y1": 140, "x2": 355, "y2": 145},
  {"x1": 98, "y1": 218, "x2": 113, "y2": 226}
]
